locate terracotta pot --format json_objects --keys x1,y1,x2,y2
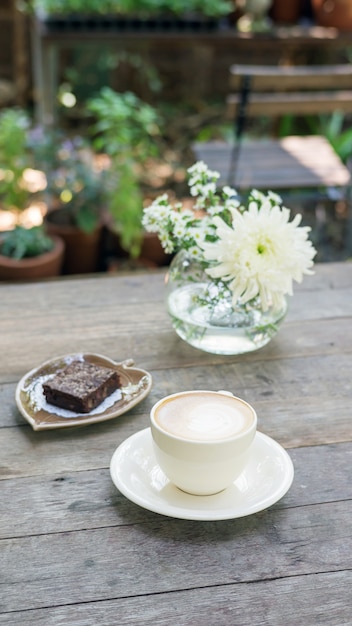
[
  {"x1": 104, "y1": 223, "x2": 171, "y2": 268},
  {"x1": 0, "y1": 236, "x2": 64, "y2": 282},
  {"x1": 312, "y1": 0, "x2": 352, "y2": 30},
  {"x1": 270, "y1": 0, "x2": 303, "y2": 24},
  {"x1": 45, "y1": 208, "x2": 103, "y2": 275},
  {"x1": 102, "y1": 211, "x2": 171, "y2": 268},
  {"x1": 139, "y1": 231, "x2": 172, "y2": 267}
]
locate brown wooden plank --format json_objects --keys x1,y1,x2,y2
[
  {"x1": 226, "y1": 90, "x2": 352, "y2": 117},
  {"x1": 1, "y1": 273, "x2": 352, "y2": 381},
  {"x1": 0, "y1": 260, "x2": 350, "y2": 319},
  {"x1": 0, "y1": 262, "x2": 351, "y2": 624},
  {"x1": 1, "y1": 265, "x2": 351, "y2": 340},
  {"x1": 229, "y1": 63, "x2": 352, "y2": 91},
  {"x1": 1, "y1": 442, "x2": 350, "y2": 539},
  {"x1": 1, "y1": 500, "x2": 351, "y2": 613},
  {"x1": 192, "y1": 137, "x2": 351, "y2": 188},
  {"x1": 227, "y1": 64, "x2": 352, "y2": 121},
  {"x1": 311, "y1": 260, "x2": 352, "y2": 289},
  {"x1": 1, "y1": 344, "x2": 351, "y2": 446},
  {"x1": 1, "y1": 350, "x2": 351, "y2": 482},
  {"x1": 0, "y1": 570, "x2": 349, "y2": 626},
  {"x1": 0, "y1": 270, "x2": 165, "y2": 308},
  {"x1": 3, "y1": 312, "x2": 352, "y2": 384}
]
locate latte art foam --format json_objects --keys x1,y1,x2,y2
[{"x1": 154, "y1": 392, "x2": 253, "y2": 441}]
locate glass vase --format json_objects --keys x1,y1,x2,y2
[{"x1": 165, "y1": 250, "x2": 287, "y2": 355}]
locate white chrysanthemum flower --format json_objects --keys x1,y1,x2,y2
[{"x1": 202, "y1": 202, "x2": 316, "y2": 311}]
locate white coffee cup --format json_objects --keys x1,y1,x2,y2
[{"x1": 150, "y1": 390, "x2": 257, "y2": 496}]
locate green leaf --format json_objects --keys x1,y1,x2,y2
[{"x1": 0, "y1": 226, "x2": 54, "y2": 259}]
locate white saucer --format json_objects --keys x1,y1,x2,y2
[{"x1": 110, "y1": 428, "x2": 294, "y2": 521}]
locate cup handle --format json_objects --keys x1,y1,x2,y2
[{"x1": 217, "y1": 390, "x2": 234, "y2": 397}]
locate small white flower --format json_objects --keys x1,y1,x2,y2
[
  {"x1": 267, "y1": 190, "x2": 282, "y2": 205},
  {"x1": 177, "y1": 208, "x2": 194, "y2": 221},
  {"x1": 224, "y1": 197, "x2": 241, "y2": 211},
  {"x1": 222, "y1": 186, "x2": 238, "y2": 198},
  {"x1": 188, "y1": 161, "x2": 220, "y2": 182},
  {"x1": 159, "y1": 231, "x2": 174, "y2": 253},
  {"x1": 188, "y1": 227, "x2": 207, "y2": 247},
  {"x1": 190, "y1": 181, "x2": 217, "y2": 198},
  {"x1": 174, "y1": 224, "x2": 187, "y2": 239},
  {"x1": 187, "y1": 245, "x2": 203, "y2": 259},
  {"x1": 250, "y1": 189, "x2": 265, "y2": 202},
  {"x1": 206, "y1": 202, "x2": 224, "y2": 216},
  {"x1": 155, "y1": 193, "x2": 170, "y2": 204}
]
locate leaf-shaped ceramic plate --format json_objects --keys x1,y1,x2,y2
[{"x1": 16, "y1": 353, "x2": 152, "y2": 431}]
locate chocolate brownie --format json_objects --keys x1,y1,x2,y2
[{"x1": 43, "y1": 360, "x2": 121, "y2": 413}]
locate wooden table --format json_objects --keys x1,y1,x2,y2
[{"x1": 1, "y1": 262, "x2": 351, "y2": 625}]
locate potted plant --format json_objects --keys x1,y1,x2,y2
[
  {"x1": 30, "y1": 128, "x2": 106, "y2": 274},
  {"x1": 87, "y1": 86, "x2": 167, "y2": 263},
  {"x1": 29, "y1": 0, "x2": 233, "y2": 32},
  {"x1": 270, "y1": 0, "x2": 303, "y2": 25},
  {"x1": 311, "y1": 0, "x2": 352, "y2": 31},
  {"x1": 0, "y1": 108, "x2": 64, "y2": 281},
  {"x1": 235, "y1": 0, "x2": 274, "y2": 32},
  {"x1": 0, "y1": 225, "x2": 64, "y2": 281}
]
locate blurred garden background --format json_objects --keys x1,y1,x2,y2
[{"x1": 1, "y1": 0, "x2": 352, "y2": 279}]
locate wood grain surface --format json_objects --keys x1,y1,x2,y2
[{"x1": 0, "y1": 261, "x2": 351, "y2": 625}]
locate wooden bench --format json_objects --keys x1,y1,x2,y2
[{"x1": 192, "y1": 64, "x2": 352, "y2": 193}]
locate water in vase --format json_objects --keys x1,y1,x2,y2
[{"x1": 167, "y1": 282, "x2": 287, "y2": 355}]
